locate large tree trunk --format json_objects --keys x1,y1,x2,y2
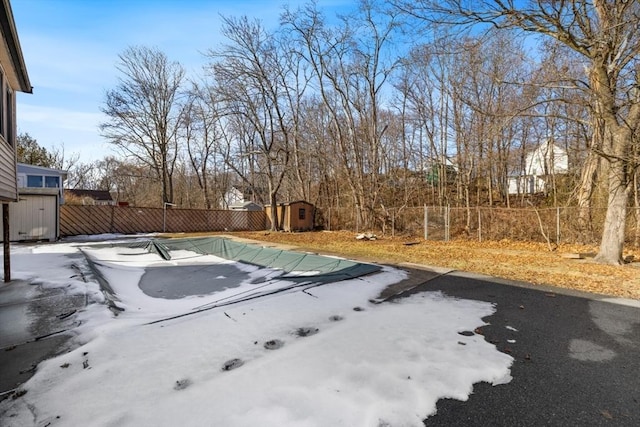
[
  {"x1": 594, "y1": 158, "x2": 631, "y2": 264},
  {"x1": 634, "y1": 172, "x2": 640, "y2": 247},
  {"x1": 589, "y1": 56, "x2": 638, "y2": 264},
  {"x1": 575, "y1": 150, "x2": 599, "y2": 243},
  {"x1": 269, "y1": 191, "x2": 279, "y2": 231},
  {"x1": 593, "y1": 109, "x2": 634, "y2": 264}
]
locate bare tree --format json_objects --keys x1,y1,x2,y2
[
  {"x1": 283, "y1": 1, "x2": 403, "y2": 229},
  {"x1": 209, "y1": 16, "x2": 302, "y2": 230},
  {"x1": 395, "y1": 44, "x2": 445, "y2": 205},
  {"x1": 183, "y1": 81, "x2": 226, "y2": 209},
  {"x1": 43, "y1": 143, "x2": 105, "y2": 191},
  {"x1": 530, "y1": 40, "x2": 597, "y2": 235},
  {"x1": 290, "y1": 97, "x2": 344, "y2": 223},
  {"x1": 218, "y1": 114, "x2": 261, "y2": 204},
  {"x1": 95, "y1": 156, "x2": 158, "y2": 206},
  {"x1": 100, "y1": 46, "x2": 186, "y2": 206},
  {"x1": 398, "y1": 0, "x2": 640, "y2": 264}
]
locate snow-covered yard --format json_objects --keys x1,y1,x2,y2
[{"x1": 0, "y1": 237, "x2": 513, "y2": 426}]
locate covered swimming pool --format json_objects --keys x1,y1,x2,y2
[{"x1": 80, "y1": 236, "x2": 383, "y2": 320}]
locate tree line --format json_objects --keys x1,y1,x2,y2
[{"x1": 19, "y1": 1, "x2": 640, "y2": 264}]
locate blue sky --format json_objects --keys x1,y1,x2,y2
[{"x1": 11, "y1": 0, "x2": 349, "y2": 163}]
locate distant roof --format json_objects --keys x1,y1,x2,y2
[
  {"x1": 65, "y1": 189, "x2": 113, "y2": 201},
  {"x1": 229, "y1": 201, "x2": 263, "y2": 211},
  {"x1": 230, "y1": 200, "x2": 262, "y2": 207},
  {"x1": 264, "y1": 200, "x2": 314, "y2": 207}
]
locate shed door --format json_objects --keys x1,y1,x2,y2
[{"x1": 9, "y1": 195, "x2": 57, "y2": 241}]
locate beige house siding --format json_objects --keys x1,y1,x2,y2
[
  {"x1": 0, "y1": 0, "x2": 32, "y2": 202},
  {"x1": 0, "y1": 136, "x2": 16, "y2": 200}
]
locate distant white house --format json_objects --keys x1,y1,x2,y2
[
  {"x1": 224, "y1": 186, "x2": 245, "y2": 208},
  {"x1": 224, "y1": 185, "x2": 266, "y2": 208},
  {"x1": 508, "y1": 140, "x2": 568, "y2": 195}
]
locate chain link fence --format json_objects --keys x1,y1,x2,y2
[{"x1": 319, "y1": 205, "x2": 640, "y2": 246}]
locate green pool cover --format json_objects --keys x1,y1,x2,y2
[
  {"x1": 90, "y1": 236, "x2": 381, "y2": 285},
  {"x1": 82, "y1": 236, "x2": 383, "y2": 322}
]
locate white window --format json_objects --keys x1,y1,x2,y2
[
  {"x1": 6, "y1": 87, "x2": 13, "y2": 146},
  {"x1": 45, "y1": 176, "x2": 59, "y2": 188},
  {"x1": 27, "y1": 175, "x2": 43, "y2": 187}
]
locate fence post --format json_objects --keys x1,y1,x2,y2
[
  {"x1": 556, "y1": 206, "x2": 560, "y2": 245},
  {"x1": 328, "y1": 207, "x2": 331, "y2": 232},
  {"x1": 424, "y1": 204, "x2": 428, "y2": 240},
  {"x1": 110, "y1": 205, "x2": 116, "y2": 234},
  {"x1": 445, "y1": 205, "x2": 450, "y2": 242},
  {"x1": 478, "y1": 207, "x2": 482, "y2": 242},
  {"x1": 391, "y1": 209, "x2": 395, "y2": 238},
  {"x1": 636, "y1": 207, "x2": 640, "y2": 246},
  {"x1": 448, "y1": 205, "x2": 451, "y2": 241}
]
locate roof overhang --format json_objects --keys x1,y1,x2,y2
[
  {"x1": 18, "y1": 187, "x2": 60, "y2": 197},
  {"x1": 17, "y1": 162, "x2": 68, "y2": 180},
  {"x1": 0, "y1": 0, "x2": 31, "y2": 93}
]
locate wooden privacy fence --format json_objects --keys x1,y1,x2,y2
[{"x1": 60, "y1": 205, "x2": 267, "y2": 236}]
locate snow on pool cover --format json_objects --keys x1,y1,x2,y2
[
  {"x1": 0, "y1": 238, "x2": 514, "y2": 426},
  {"x1": 80, "y1": 237, "x2": 382, "y2": 319}
]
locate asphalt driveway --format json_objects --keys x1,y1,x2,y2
[
  {"x1": 1, "y1": 264, "x2": 638, "y2": 426},
  {"x1": 390, "y1": 269, "x2": 640, "y2": 426},
  {"x1": 0, "y1": 279, "x2": 85, "y2": 395}
]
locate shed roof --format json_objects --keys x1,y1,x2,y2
[{"x1": 18, "y1": 162, "x2": 68, "y2": 180}]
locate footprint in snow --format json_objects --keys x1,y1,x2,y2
[
  {"x1": 294, "y1": 327, "x2": 319, "y2": 337},
  {"x1": 174, "y1": 379, "x2": 191, "y2": 390},
  {"x1": 221, "y1": 358, "x2": 244, "y2": 371},
  {"x1": 264, "y1": 339, "x2": 284, "y2": 350}
]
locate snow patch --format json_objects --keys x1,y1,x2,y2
[{"x1": 0, "y1": 240, "x2": 513, "y2": 427}]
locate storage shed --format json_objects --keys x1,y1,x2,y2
[
  {"x1": 265, "y1": 201, "x2": 314, "y2": 232},
  {"x1": 6, "y1": 163, "x2": 67, "y2": 241}
]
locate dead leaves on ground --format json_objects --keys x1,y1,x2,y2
[{"x1": 231, "y1": 231, "x2": 639, "y2": 299}]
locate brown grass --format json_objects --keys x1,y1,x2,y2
[{"x1": 223, "y1": 231, "x2": 640, "y2": 300}]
